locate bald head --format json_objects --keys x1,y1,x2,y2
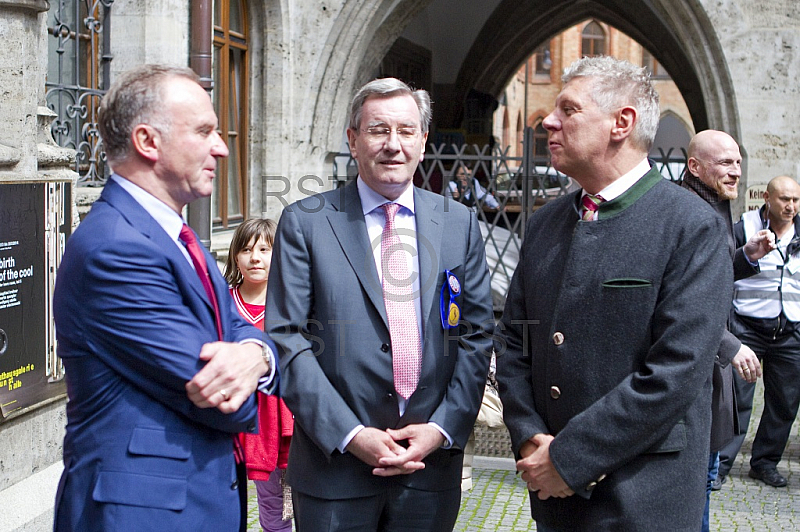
[
  {"x1": 766, "y1": 175, "x2": 798, "y2": 196},
  {"x1": 764, "y1": 175, "x2": 800, "y2": 229},
  {"x1": 687, "y1": 130, "x2": 742, "y2": 200}
]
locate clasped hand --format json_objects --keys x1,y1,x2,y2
[
  {"x1": 517, "y1": 434, "x2": 575, "y2": 500},
  {"x1": 185, "y1": 341, "x2": 267, "y2": 413},
  {"x1": 346, "y1": 424, "x2": 445, "y2": 477}
]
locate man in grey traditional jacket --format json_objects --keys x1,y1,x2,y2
[{"x1": 496, "y1": 56, "x2": 733, "y2": 531}]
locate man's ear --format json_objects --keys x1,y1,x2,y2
[
  {"x1": 610, "y1": 106, "x2": 636, "y2": 142},
  {"x1": 687, "y1": 156, "x2": 702, "y2": 177},
  {"x1": 346, "y1": 128, "x2": 358, "y2": 159},
  {"x1": 131, "y1": 124, "x2": 160, "y2": 162}
]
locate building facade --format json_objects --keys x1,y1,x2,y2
[
  {"x1": 493, "y1": 19, "x2": 694, "y2": 163},
  {"x1": 1, "y1": 0, "x2": 798, "y2": 529}
]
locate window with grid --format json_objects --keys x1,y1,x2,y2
[
  {"x1": 45, "y1": 0, "x2": 113, "y2": 186},
  {"x1": 533, "y1": 41, "x2": 553, "y2": 78},
  {"x1": 642, "y1": 49, "x2": 671, "y2": 80},
  {"x1": 213, "y1": 0, "x2": 249, "y2": 228},
  {"x1": 581, "y1": 21, "x2": 606, "y2": 57}
]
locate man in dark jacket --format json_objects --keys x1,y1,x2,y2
[
  {"x1": 681, "y1": 129, "x2": 773, "y2": 531},
  {"x1": 718, "y1": 175, "x2": 800, "y2": 489},
  {"x1": 498, "y1": 56, "x2": 734, "y2": 531}
]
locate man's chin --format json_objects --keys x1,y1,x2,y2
[{"x1": 718, "y1": 186, "x2": 738, "y2": 201}]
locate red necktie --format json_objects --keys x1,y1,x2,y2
[
  {"x1": 380, "y1": 203, "x2": 422, "y2": 399},
  {"x1": 180, "y1": 224, "x2": 223, "y2": 340},
  {"x1": 581, "y1": 194, "x2": 605, "y2": 221}
]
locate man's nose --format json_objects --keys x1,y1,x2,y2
[
  {"x1": 542, "y1": 111, "x2": 558, "y2": 131},
  {"x1": 383, "y1": 129, "x2": 401, "y2": 151},
  {"x1": 212, "y1": 130, "x2": 230, "y2": 157}
]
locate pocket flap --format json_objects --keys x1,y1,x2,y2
[
  {"x1": 602, "y1": 278, "x2": 653, "y2": 288},
  {"x1": 128, "y1": 427, "x2": 192, "y2": 460},
  {"x1": 93, "y1": 470, "x2": 187, "y2": 510},
  {"x1": 645, "y1": 421, "x2": 686, "y2": 454}
]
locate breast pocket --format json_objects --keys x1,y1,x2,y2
[
  {"x1": 601, "y1": 278, "x2": 653, "y2": 288},
  {"x1": 600, "y1": 278, "x2": 657, "y2": 338}
]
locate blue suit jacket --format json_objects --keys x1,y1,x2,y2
[{"x1": 53, "y1": 179, "x2": 276, "y2": 531}]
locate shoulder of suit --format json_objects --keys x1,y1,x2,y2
[{"x1": 415, "y1": 187, "x2": 471, "y2": 216}]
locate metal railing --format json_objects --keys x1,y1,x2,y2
[
  {"x1": 45, "y1": 0, "x2": 114, "y2": 186},
  {"x1": 333, "y1": 128, "x2": 687, "y2": 310}
]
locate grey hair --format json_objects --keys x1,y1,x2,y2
[
  {"x1": 563, "y1": 56, "x2": 660, "y2": 152},
  {"x1": 348, "y1": 77, "x2": 432, "y2": 134},
  {"x1": 98, "y1": 64, "x2": 200, "y2": 163}
]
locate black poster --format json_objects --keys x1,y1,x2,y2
[{"x1": 0, "y1": 183, "x2": 63, "y2": 420}]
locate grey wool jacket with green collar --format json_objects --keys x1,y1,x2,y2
[{"x1": 497, "y1": 166, "x2": 733, "y2": 531}]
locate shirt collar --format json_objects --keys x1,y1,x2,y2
[
  {"x1": 357, "y1": 177, "x2": 416, "y2": 216},
  {"x1": 585, "y1": 158, "x2": 651, "y2": 202},
  {"x1": 111, "y1": 173, "x2": 185, "y2": 242}
]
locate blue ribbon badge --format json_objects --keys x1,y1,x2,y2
[{"x1": 440, "y1": 269, "x2": 461, "y2": 329}]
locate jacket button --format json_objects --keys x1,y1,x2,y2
[
  {"x1": 381, "y1": 343, "x2": 390, "y2": 352},
  {"x1": 550, "y1": 386, "x2": 561, "y2": 399},
  {"x1": 553, "y1": 332, "x2": 564, "y2": 345},
  {"x1": 586, "y1": 481, "x2": 597, "y2": 491},
  {"x1": 231, "y1": 478, "x2": 239, "y2": 490}
]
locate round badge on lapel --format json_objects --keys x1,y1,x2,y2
[{"x1": 448, "y1": 302, "x2": 460, "y2": 326}]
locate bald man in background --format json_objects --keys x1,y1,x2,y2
[
  {"x1": 716, "y1": 175, "x2": 800, "y2": 489},
  {"x1": 681, "y1": 129, "x2": 775, "y2": 531}
]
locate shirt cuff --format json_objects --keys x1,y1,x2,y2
[
  {"x1": 239, "y1": 339, "x2": 277, "y2": 394},
  {"x1": 429, "y1": 422, "x2": 453, "y2": 449},
  {"x1": 339, "y1": 425, "x2": 365, "y2": 453}
]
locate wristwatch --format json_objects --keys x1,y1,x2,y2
[{"x1": 261, "y1": 343, "x2": 274, "y2": 375}]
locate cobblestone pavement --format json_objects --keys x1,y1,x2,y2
[{"x1": 247, "y1": 379, "x2": 800, "y2": 531}]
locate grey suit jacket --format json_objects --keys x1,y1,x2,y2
[{"x1": 266, "y1": 181, "x2": 493, "y2": 498}]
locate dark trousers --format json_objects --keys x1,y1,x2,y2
[
  {"x1": 718, "y1": 312, "x2": 800, "y2": 474},
  {"x1": 292, "y1": 483, "x2": 461, "y2": 532}
]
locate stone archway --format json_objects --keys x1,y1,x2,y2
[
  {"x1": 451, "y1": 0, "x2": 739, "y2": 138},
  {"x1": 308, "y1": 0, "x2": 739, "y2": 164}
]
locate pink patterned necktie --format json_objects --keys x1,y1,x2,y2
[
  {"x1": 581, "y1": 194, "x2": 605, "y2": 221},
  {"x1": 380, "y1": 203, "x2": 422, "y2": 399},
  {"x1": 180, "y1": 224, "x2": 223, "y2": 340}
]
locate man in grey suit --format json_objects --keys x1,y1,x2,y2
[
  {"x1": 495, "y1": 56, "x2": 733, "y2": 530},
  {"x1": 266, "y1": 78, "x2": 494, "y2": 531}
]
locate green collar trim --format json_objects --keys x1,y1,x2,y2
[{"x1": 597, "y1": 166, "x2": 662, "y2": 220}]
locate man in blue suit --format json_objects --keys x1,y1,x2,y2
[{"x1": 53, "y1": 64, "x2": 277, "y2": 531}]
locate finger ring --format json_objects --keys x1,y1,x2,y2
[
  {"x1": 220, "y1": 389, "x2": 228, "y2": 400},
  {"x1": 743, "y1": 367, "x2": 750, "y2": 372}
]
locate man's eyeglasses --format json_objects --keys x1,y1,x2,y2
[{"x1": 361, "y1": 126, "x2": 420, "y2": 144}]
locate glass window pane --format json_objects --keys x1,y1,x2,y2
[
  {"x1": 229, "y1": 50, "x2": 241, "y2": 131},
  {"x1": 227, "y1": 136, "x2": 242, "y2": 216},
  {"x1": 213, "y1": 166, "x2": 221, "y2": 221},
  {"x1": 230, "y1": 0, "x2": 242, "y2": 33},
  {"x1": 214, "y1": 0, "x2": 222, "y2": 28}
]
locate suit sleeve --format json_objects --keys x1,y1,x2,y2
[
  {"x1": 59, "y1": 226, "x2": 258, "y2": 434},
  {"x1": 427, "y1": 211, "x2": 494, "y2": 448},
  {"x1": 548, "y1": 214, "x2": 732, "y2": 497},
  {"x1": 265, "y1": 207, "x2": 364, "y2": 455}
]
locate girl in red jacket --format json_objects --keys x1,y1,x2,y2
[{"x1": 225, "y1": 218, "x2": 293, "y2": 531}]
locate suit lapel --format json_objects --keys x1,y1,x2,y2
[
  {"x1": 100, "y1": 179, "x2": 215, "y2": 315},
  {"x1": 326, "y1": 182, "x2": 389, "y2": 327},
  {"x1": 414, "y1": 188, "x2": 442, "y2": 332}
]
